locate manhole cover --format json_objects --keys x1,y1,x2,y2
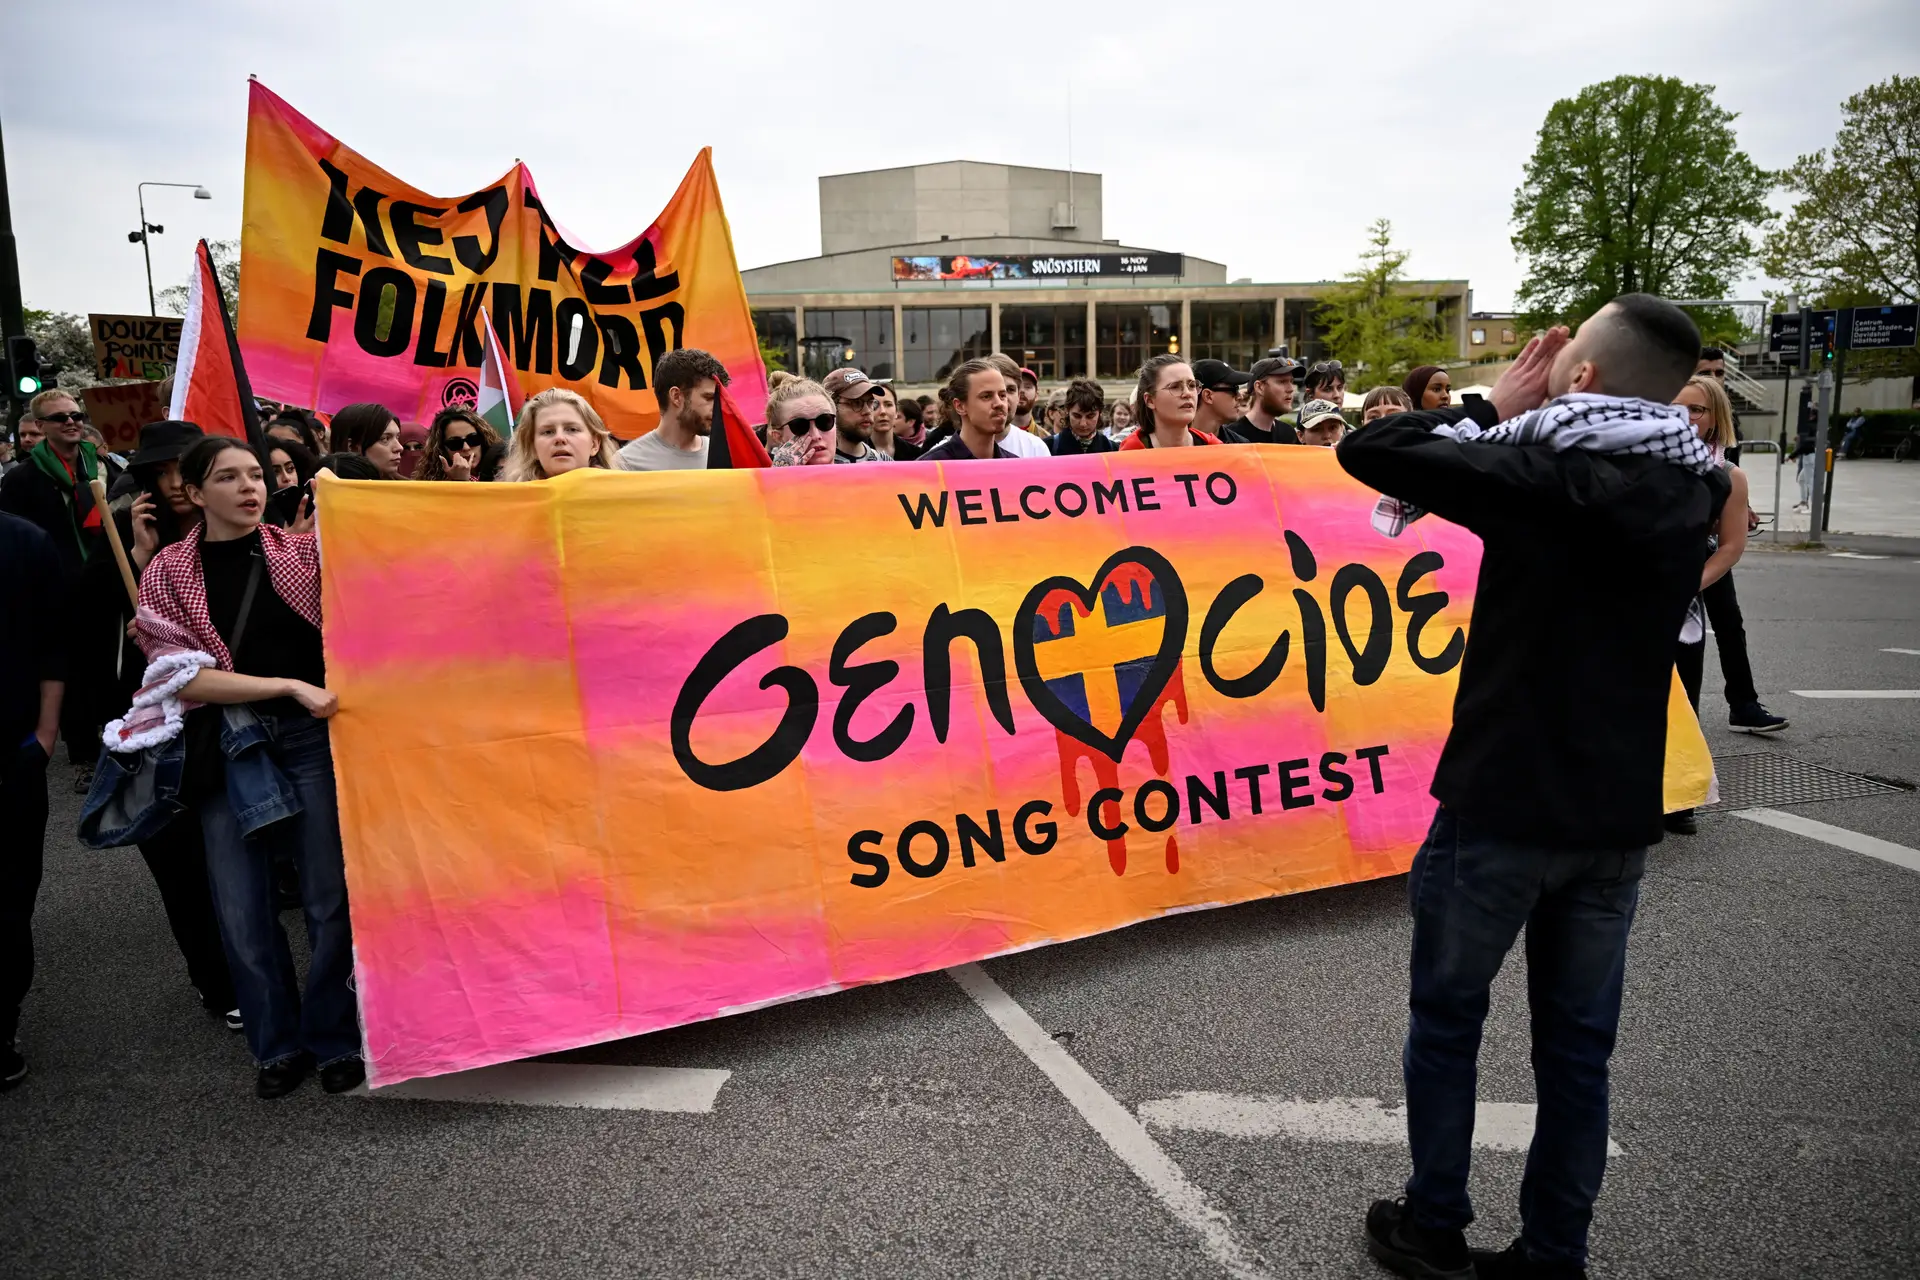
[{"x1": 1702, "y1": 751, "x2": 1908, "y2": 813}]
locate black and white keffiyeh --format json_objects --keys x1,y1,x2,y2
[{"x1": 1370, "y1": 393, "x2": 1717, "y2": 537}]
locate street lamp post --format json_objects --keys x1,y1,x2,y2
[{"x1": 129, "y1": 181, "x2": 212, "y2": 315}]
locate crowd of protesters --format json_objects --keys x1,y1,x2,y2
[{"x1": 0, "y1": 304, "x2": 1798, "y2": 1276}]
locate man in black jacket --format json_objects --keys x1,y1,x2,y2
[{"x1": 1337, "y1": 295, "x2": 1729, "y2": 1280}]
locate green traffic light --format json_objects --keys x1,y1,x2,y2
[{"x1": 15, "y1": 375, "x2": 38, "y2": 395}]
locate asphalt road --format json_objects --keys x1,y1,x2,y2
[{"x1": 3, "y1": 543, "x2": 1916, "y2": 1279}]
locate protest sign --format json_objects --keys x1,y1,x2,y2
[
  {"x1": 318, "y1": 449, "x2": 1713, "y2": 1087},
  {"x1": 238, "y1": 81, "x2": 767, "y2": 434},
  {"x1": 87, "y1": 314, "x2": 182, "y2": 381},
  {"x1": 79, "y1": 381, "x2": 168, "y2": 452}
]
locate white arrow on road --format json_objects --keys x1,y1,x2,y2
[{"x1": 1138, "y1": 1091, "x2": 1623, "y2": 1155}]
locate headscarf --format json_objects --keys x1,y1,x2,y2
[{"x1": 1402, "y1": 366, "x2": 1445, "y2": 409}]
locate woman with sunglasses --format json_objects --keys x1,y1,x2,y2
[
  {"x1": 1303, "y1": 360, "x2": 1346, "y2": 409},
  {"x1": 416, "y1": 408, "x2": 503, "y2": 482},
  {"x1": 766, "y1": 378, "x2": 838, "y2": 467}
]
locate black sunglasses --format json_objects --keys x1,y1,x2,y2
[
  {"x1": 37, "y1": 411, "x2": 88, "y2": 425},
  {"x1": 443, "y1": 433, "x2": 484, "y2": 452},
  {"x1": 780, "y1": 413, "x2": 837, "y2": 435}
]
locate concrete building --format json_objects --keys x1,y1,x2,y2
[{"x1": 743, "y1": 161, "x2": 1472, "y2": 392}]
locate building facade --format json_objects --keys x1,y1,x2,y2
[{"x1": 744, "y1": 161, "x2": 1471, "y2": 391}]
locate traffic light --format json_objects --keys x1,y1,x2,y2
[{"x1": 6, "y1": 335, "x2": 43, "y2": 396}]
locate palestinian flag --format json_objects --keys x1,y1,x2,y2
[
  {"x1": 169, "y1": 239, "x2": 266, "y2": 450},
  {"x1": 707, "y1": 384, "x2": 771, "y2": 468},
  {"x1": 476, "y1": 306, "x2": 523, "y2": 435}
]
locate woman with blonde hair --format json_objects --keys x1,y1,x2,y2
[
  {"x1": 1666, "y1": 373, "x2": 1783, "y2": 832},
  {"x1": 499, "y1": 389, "x2": 620, "y2": 481}
]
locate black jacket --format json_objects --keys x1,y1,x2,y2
[
  {"x1": 1336, "y1": 402, "x2": 1730, "y2": 850},
  {"x1": 0, "y1": 513, "x2": 66, "y2": 748},
  {"x1": 1048, "y1": 429, "x2": 1116, "y2": 456},
  {"x1": 0, "y1": 450, "x2": 107, "y2": 581}
]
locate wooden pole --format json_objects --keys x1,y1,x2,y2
[{"x1": 89, "y1": 475, "x2": 139, "y2": 609}]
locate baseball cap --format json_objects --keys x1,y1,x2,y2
[
  {"x1": 1017, "y1": 367, "x2": 1039, "y2": 384},
  {"x1": 1299, "y1": 399, "x2": 1346, "y2": 431},
  {"x1": 823, "y1": 368, "x2": 883, "y2": 401},
  {"x1": 1249, "y1": 356, "x2": 1303, "y2": 381},
  {"x1": 1192, "y1": 359, "x2": 1253, "y2": 391}
]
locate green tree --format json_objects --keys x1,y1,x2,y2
[
  {"x1": 1764, "y1": 74, "x2": 1920, "y2": 381},
  {"x1": 1511, "y1": 75, "x2": 1773, "y2": 328},
  {"x1": 1314, "y1": 219, "x2": 1454, "y2": 391},
  {"x1": 22, "y1": 307, "x2": 106, "y2": 392},
  {"x1": 155, "y1": 238, "x2": 241, "y2": 323},
  {"x1": 758, "y1": 334, "x2": 789, "y2": 373}
]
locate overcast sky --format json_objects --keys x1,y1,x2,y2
[{"x1": 5, "y1": 0, "x2": 1914, "y2": 320}]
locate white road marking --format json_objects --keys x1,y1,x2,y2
[
  {"x1": 1827, "y1": 552, "x2": 1890, "y2": 560},
  {"x1": 1734, "y1": 808, "x2": 1920, "y2": 874},
  {"x1": 1790, "y1": 690, "x2": 1920, "y2": 699},
  {"x1": 362, "y1": 1061, "x2": 732, "y2": 1112},
  {"x1": 947, "y1": 963, "x2": 1274, "y2": 1280},
  {"x1": 1882, "y1": 648, "x2": 1920, "y2": 656},
  {"x1": 1137, "y1": 1092, "x2": 1622, "y2": 1156}
]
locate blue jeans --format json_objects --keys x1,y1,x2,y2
[
  {"x1": 199, "y1": 713, "x2": 358, "y2": 1069},
  {"x1": 1402, "y1": 807, "x2": 1645, "y2": 1267}
]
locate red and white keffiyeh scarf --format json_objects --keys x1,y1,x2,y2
[{"x1": 102, "y1": 526, "x2": 323, "y2": 754}]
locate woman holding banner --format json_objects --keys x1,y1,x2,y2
[
  {"x1": 499, "y1": 390, "x2": 620, "y2": 481},
  {"x1": 129, "y1": 437, "x2": 360, "y2": 1099}
]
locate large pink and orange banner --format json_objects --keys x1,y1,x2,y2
[
  {"x1": 318, "y1": 450, "x2": 1711, "y2": 1086},
  {"x1": 238, "y1": 81, "x2": 767, "y2": 433}
]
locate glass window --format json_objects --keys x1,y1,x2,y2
[
  {"x1": 1501, "y1": 328, "x2": 1516, "y2": 345},
  {"x1": 1190, "y1": 301, "x2": 1276, "y2": 369},
  {"x1": 1282, "y1": 298, "x2": 1330, "y2": 366},
  {"x1": 802, "y1": 308, "x2": 894, "y2": 380},
  {"x1": 1470, "y1": 327, "x2": 1486, "y2": 346},
  {"x1": 752, "y1": 309, "x2": 797, "y2": 373},
  {"x1": 902, "y1": 307, "x2": 991, "y2": 382},
  {"x1": 1095, "y1": 303, "x2": 1179, "y2": 379},
  {"x1": 999, "y1": 305, "x2": 1087, "y2": 380}
]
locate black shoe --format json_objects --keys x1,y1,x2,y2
[
  {"x1": 319, "y1": 1057, "x2": 366, "y2": 1094},
  {"x1": 72, "y1": 766, "x2": 93, "y2": 795},
  {"x1": 0, "y1": 1043, "x2": 25, "y2": 1091},
  {"x1": 256, "y1": 1054, "x2": 311, "y2": 1099},
  {"x1": 1365, "y1": 1198, "x2": 1472, "y2": 1279},
  {"x1": 1728, "y1": 701, "x2": 1789, "y2": 734},
  {"x1": 1663, "y1": 809, "x2": 1698, "y2": 835},
  {"x1": 225, "y1": 1009, "x2": 244, "y2": 1033},
  {"x1": 1470, "y1": 1239, "x2": 1588, "y2": 1279}
]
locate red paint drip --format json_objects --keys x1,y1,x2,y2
[
  {"x1": 1035, "y1": 587, "x2": 1094, "y2": 638},
  {"x1": 1052, "y1": 662, "x2": 1193, "y2": 877}
]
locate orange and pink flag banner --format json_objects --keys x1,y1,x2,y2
[
  {"x1": 317, "y1": 450, "x2": 1714, "y2": 1087},
  {"x1": 238, "y1": 81, "x2": 767, "y2": 435}
]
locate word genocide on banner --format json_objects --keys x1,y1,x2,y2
[
  {"x1": 316, "y1": 449, "x2": 1714, "y2": 1086},
  {"x1": 238, "y1": 81, "x2": 768, "y2": 433}
]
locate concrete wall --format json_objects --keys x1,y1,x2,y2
[{"x1": 819, "y1": 162, "x2": 1104, "y2": 255}]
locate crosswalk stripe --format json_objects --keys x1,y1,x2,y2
[
  {"x1": 1790, "y1": 690, "x2": 1920, "y2": 699},
  {"x1": 361, "y1": 1061, "x2": 732, "y2": 1112},
  {"x1": 1137, "y1": 1092, "x2": 1622, "y2": 1155},
  {"x1": 1734, "y1": 808, "x2": 1920, "y2": 874}
]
